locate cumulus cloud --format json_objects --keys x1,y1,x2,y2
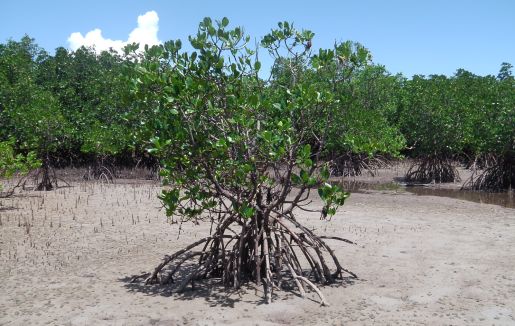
[
  {"x1": 128, "y1": 11, "x2": 160, "y2": 46},
  {"x1": 68, "y1": 29, "x2": 125, "y2": 52},
  {"x1": 67, "y1": 11, "x2": 161, "y2": 53}
]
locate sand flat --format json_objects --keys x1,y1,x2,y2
[{"x1": 1, "y1": 180, "x2": 514, "y2": 325}]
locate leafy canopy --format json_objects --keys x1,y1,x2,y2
[{"x1": 131, "y1": 18, "x2": 349, "y2": 222}]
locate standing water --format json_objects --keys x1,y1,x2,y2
[{"x1": 336, "y1": 180, "x2": 515, "y2": 209}]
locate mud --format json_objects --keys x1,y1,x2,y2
[{"x1": 0, "y1": 170, "x2": 514, "y2": 325}]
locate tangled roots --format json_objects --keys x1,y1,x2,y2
[
  {"x1": 463, "y1": 153, "x2": 515, "y2": 191},
  {"x1": 331, "y1": 153, "x2": 391, "y2": 177},
  {"x1": 406, "y1": 157, "x2": 460, "y2": 183},
  {"x1": 134, "y1": 212, "x2": 356, "y2": 305},
  {"x1": 83, "y1": 165, "x2": 116, "y2": 183}
]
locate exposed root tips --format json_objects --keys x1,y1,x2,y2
[
  {"x1": 462, "y1": 153, "x2": 515, "y2": 191},
  {"x1": 331, "y1": 153, "x2": 391, "y2": 177},
  {"x1": 406, "y1": 156, "x2": 460, "y2": 183},
  {"x1": 140, "y1": 212, "x2": 355, "y2": 304}
]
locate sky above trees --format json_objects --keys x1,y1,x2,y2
[{"x1": 1, "y1": 0, "x2": 514, "y2": 78}]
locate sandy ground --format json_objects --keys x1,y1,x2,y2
[{"x1": 1, "y1": 176, "x2": 514, "y2": 325}]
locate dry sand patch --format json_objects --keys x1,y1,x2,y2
[{"x1": 1, "y1": 180, "x2": 514, "y2": 325}]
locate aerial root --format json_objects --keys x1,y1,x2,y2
[
  {"x1": 34, "y1": 164, "x2": 60, "y2": 191},
  {"x1": 83, "y1": 164, "x2": 116, "y2": 183},
  {"x1": 140, "y1": 213, "x2": 356, "y2": 304},
  {"x1": 331, "y1": 153, "x2": 391, "y2": 177},
  {"x1": 462, "y1": 154, "x2": 515, "y2": 191},
  {"x1": 0, "y1": 175, "x2": 30, "y2": 198},
  {"x1": 406, "y1": 156, "x2": 460, "y2": 183}
]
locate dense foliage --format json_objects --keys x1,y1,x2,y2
[
  {"x1": 0, "y1": 140, "x2": 40, "y2": 195},
  {"x1": 128, "y1": 20, "x2": 359, "y2": 303},
  {"x1": 0, "y1": 23, "x2": 513, "y2": 190},
  {"x1": 395, "y1": 68, "x2": 514, "y2": 187}
]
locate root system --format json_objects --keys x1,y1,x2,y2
[
  {"x1": 406, "y1": 156, "x2": 460, "y2": 183},
  {"x1": 139, "y1": 211, "x2": 356, "y2": 305}
]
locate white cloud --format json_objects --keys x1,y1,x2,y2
[
  {"x1": 68, "y1": 29, "x2": 126, "y2": 53},
  {"x1": 128, "y1": 11, "x2": 160, "y2": 46},
  {"x1": 67, "y1": 11, "x2": 161, "y2": 53}
]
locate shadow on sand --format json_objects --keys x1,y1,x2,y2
[{"x1": 119, "y1": 263, "x2": 358, "y2": 307}]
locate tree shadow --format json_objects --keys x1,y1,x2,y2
[
  {"x1": 0, "y1": 205, "x2": 18, "y2": 212},
  {"x1": 0, "y1": 191, "x2": 42, "y2": 204},
  {"x1": 119, "y1": 264, "x2": 359, "y2": 307},
  {"x1": 119, "y1": 272, "x2": 260, "y2": 307},
  {"x1": 7, "y1": 192, "x2": 42, "y2": 198},
  {"x1": 393, "y1": 176, "x2": 407, "y2": 183}
]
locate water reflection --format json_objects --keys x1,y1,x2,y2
[
  {"x1": 336, "y1": 180, "x2": 403, "y2": 193},
  {"x1": 404, "y1": 187, "x2": 514, "y2": 209},
  {"x1": 335, "y1": 180, "x2": 515, "y2": 209}
]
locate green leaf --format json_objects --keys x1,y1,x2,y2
[
  {"x1": 320, "y1": 165, "x2": 330, "y2": 180},
  {"x1": 301, "y1": 144, "x2": 311, "y2": 158},
  {"x1": 300, "y1": 169, "x2": 309, "y2": 183},
  {"x1": 241, "y1": 204, "x2": 255, "y2": 219},
  {"x1": 291, "y1": 173, "x2": 301, "y2": 184},
  {"x1": 307, "y1": 177, "x2": 317, "y2": 187},
  {"x1": 303, "y1": 158, "x2": 313, "y2": 168},
  {"x1": 216, "y1": 57, "x2": 224, "y2": 69},
  {"x1": 249, "y1": 94, "x2": 259, "y2": 106}
]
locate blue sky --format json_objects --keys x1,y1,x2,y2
[{"x1": 1, "y1": 0, "x2": 514, "y2": 78}]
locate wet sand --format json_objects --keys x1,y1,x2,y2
[{"x1": 1, "y1": 176, "x2": 514, "y2": 325}]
